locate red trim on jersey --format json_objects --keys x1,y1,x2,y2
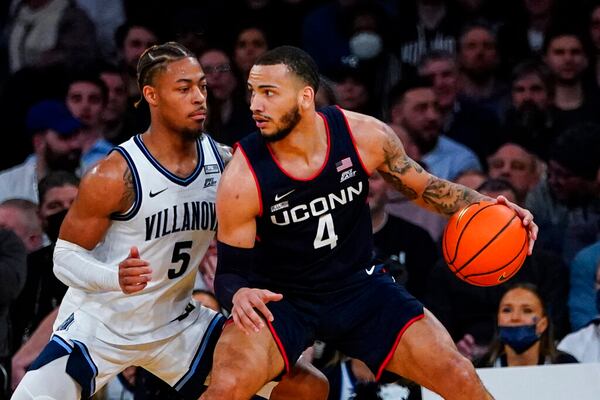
[
  {"x1": 266, "y1": 319, "x2": 291, "y2": 374},
  {"x1": 375, "y1": 313, "x2": 425, "y2": 381},
  {"x1": 223, "y1": 318, "x2": 235, "y2": 329},
  {"x1": 336, "y1": 105, "x2": 370, "y2": 176},
  {"x1": 237, "y1": 146, "x2": 263, "y2": 217},
  {"x1": 265, "y1": 113, "x2": 331, "y2": 182}
]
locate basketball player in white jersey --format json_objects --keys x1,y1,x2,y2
[{"x1": 11, "y1": 42, "x2": 327, "y2": 400}]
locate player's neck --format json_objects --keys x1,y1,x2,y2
[
  {"x1": 269, "y1": 113, "x2": 326, "y2": 160},
  {"x1": 143, "y1": 125, "x2": 199, "y2": 161}
]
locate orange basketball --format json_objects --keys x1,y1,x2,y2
[{"x1": 442, "y1": 201, "x2": 529, "y2": 286}]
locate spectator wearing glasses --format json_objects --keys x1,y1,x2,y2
[{"x1": 525, "y1": 123, "x2": 600, "y2": 265}]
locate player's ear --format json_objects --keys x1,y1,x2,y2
[
  {"x1": 143, "y1": 85, "x2": 158, "y2": 106},
  {"x1": 300, "y1": 86, "x2": 315, "y2": 109}
]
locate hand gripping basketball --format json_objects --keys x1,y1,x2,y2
[{"x1": 442, "y1": 198, "x2": 537, "y2": 286}]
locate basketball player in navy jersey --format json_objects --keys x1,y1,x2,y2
[
  {"x1": 204, "y1": 46, "x2": 539, "y2": 400},
  {"x1": 11, "y1": 42, "x2": 327, "y2": 400}
]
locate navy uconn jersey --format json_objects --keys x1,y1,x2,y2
[{"x1": 237, "y1": 106, "x2": 373, "y2": 294}]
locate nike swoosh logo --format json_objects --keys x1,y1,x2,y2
[
  {"x1": 149, "y1": 188, "x2": 168, "y2": 198},
  {"x1": 275, "y1": 189, "x2": 295, "y2": 202},
  {"x1": 365, "y1": 266, "x2": 375, "y2": 275}
]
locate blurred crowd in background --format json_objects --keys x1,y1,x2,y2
[{"x1": 1, "y1": 1, "x2": 600, "y2": 399}]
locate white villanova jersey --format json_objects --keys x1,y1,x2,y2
[{"x1": 57, "y1": 133, "x2": 224, "y2": 344}]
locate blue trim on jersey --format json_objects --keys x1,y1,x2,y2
[
  {"x1": 28, "y1": 335, "x2": 72, "y2": 372},
  {"x1": 52, "y1": 335, "x2": 74, "y2": 353},
  {"x1": 175, "y1": 314, "x2": 225, "y2": 393},
  {"x1": 70, "y1": 340, "x2": 99, "y2": 397},
  {"x1": 110, "y1": 146, "x2": 143, "y2": 221},
  {"x1": 206, "y1": 134, "x2": 225, "y2": 172},
  {"x1": 133, "y1": 134, "x2": 205, "y2": 186}
]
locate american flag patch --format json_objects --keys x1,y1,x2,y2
[{"x1": 336, "y1": 157, "x2": 353, "y2": 172}]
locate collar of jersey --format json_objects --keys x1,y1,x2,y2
[{"x1": 133, "y1": 134, "x2": 204, "y2": 186}]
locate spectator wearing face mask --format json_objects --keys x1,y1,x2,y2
[
  {"x1": 342, "y1": 3, "x2": 403, "y2": 119},
  {"x1": 476, "y1": 283, "x2": 577, "y2": 368}
]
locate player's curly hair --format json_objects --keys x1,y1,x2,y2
[{"x1": 135, "y1": 42, "x2": 195, "y2": 107}]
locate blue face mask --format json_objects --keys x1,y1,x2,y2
[{"x1": 498, "y1": 324, "x2": 541, "y2": 354}]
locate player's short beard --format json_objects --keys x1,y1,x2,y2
[
  {"x1": 262, "y1": 106, "x2": 301, "y2": 143},
  {"x1": 181, "y1": 126, "x2": 204, "y2": 140}
]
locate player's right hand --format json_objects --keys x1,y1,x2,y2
[
  {"x1": 119, "y1": 246, "x2": 152, "y2": 294},
  {"x1": 231, "y1": 288, "x2": 283, "y2": 335}
]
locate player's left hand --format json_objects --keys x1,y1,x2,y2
[
  {"x1": 231, "y1": 287, "x2": 283, "y2": 335},
  {"x1": 119, "y1": 246, "x2": 152, "y2": 294},
  {"x1": 495, "y1": 195, "x2": 538, "y2": 255}
]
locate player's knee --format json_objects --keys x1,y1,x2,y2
[
  {"x1": 206, "y1": 374, "x2": 249, "y2": 400},
  {"x1": 443, "y1": 353, "x2": 479, "y2": 388}
]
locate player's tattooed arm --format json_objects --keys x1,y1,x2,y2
[
  {"x1": 215, "y1": 142, "x2": 233, "y2": 165},
  {"x1": 419, "y1": 175, "x2": 487, "y2": 216},
  {"x1": 379, "y1": 125, "x2": 487, "y2": 217},
  {"x1": 121, "y1": 166, "x2": 135, "y2": 207}
]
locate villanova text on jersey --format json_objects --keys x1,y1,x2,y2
[
  {"x1": 237, "y1": 106, "x2": 374, "y2": 294},
  {"x1": 144, "y1": 201, "x2": 217, "y2": 241},
  {"x1": 55, "y1": 133, "x2": 225, "y2": 345}
]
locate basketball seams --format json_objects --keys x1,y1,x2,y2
[
  {"x1": 463, "y1": 230, "x2": 528, "y2": 279},
  {"x1": 454, "y1": 213, "x2": 517, "y2": 274},
  {"x1": 446, "y1": 202, "x2": 495, "y2": 265},
  {"x1": 443, "y1": 202, "x2": 528, "y2": 286}
]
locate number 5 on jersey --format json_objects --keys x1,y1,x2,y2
[
  {"x1": 168, "y1": 241, "x2": 193, "y2": 279},
  {"x1": 313, "y1": 213, "x2": 338, "y2": 249}
]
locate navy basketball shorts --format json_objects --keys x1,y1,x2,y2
[{"x1": 263, "y1": 271, "x2": 424, "y2": 380}]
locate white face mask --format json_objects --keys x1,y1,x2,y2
[{"x1": 349, "y1": 31, "x2": 383, "y2": 60}]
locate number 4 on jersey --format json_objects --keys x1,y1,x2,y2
[{"x1": 313, "y1": 213, "x2": 338, "y2": 249}]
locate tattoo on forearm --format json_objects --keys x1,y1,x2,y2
[
  {"x1": 381, "y1": 137, "x2": 423, "y2": 199},
  {"x1": 380, "y1": 170, "x2": 418, "y2": 199},
  {"x1": 422, "y1": 176, "x2": 485, "y2": 216},
  {"x1": 121, "y1": 167, "x2": 135, "y2": 206}
]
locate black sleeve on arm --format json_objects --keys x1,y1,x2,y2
[{"x1": 214, "y1": 241, "x2": 253, "y2": 312}]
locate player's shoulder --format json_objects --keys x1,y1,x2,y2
[
  {"x1": 338, "y1": 108, "x2": 386, "y2": 130},
  {"x1": 216, "y1": 147, "x2": 260, "y2": 213},
  {"x1": 76, "y1": 150, "x2": 132, "y2": 210},
  {"x1": 337, "y1": 108, "x2": 390, "y2": 144},
  {"x1": 219, "y1": 148, "x2": 255, "y2": 192},
  {"x1": 336, "y1": 108, "x2": 392, "y2": 172},
  {"x1": 81, "y1": 150, "x2": 129, "y2": 186}
]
